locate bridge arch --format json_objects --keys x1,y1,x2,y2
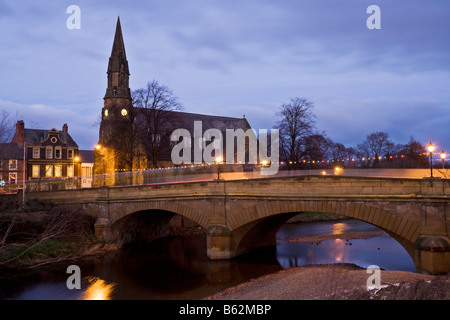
[
  {"x1": 227, "y1": 200, "x2": 420, "y2": 261},
  {"x1": 109, "y1": 200, "x2": 209, "y2": 230}
]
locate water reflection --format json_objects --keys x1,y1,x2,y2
[
  {"x1": 276, "y1": 219, "x2": 415, "y2": 272},
  {"x1": 333, "y1": 239, "x2": 345, "y2": 262},
  {"x1": 81, "y1": 277, "x2": 116, "y2": 300},
  {"x1": 331, "y1": 223, "x2": 347, "y2": 235},
  {"x1": 2, "y1": 219, "x2": 416, "y2": 300}
]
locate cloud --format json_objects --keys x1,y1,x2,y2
[
  {"x1": 0, "y1": 100, "x2": 99, "y2": 150},
  {"x1": 0, "y1": 0, "x2": 449, "y2": 153}
]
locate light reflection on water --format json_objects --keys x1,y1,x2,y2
[
  {"x1": 3, "y1": 218, "x2": 416, "y2": 300},
  {"x1": 81, "y1": 277, "x2": 115, "y2": 300},
  {"x1": 276, "y1": 219, "x2": 415, "y2": 272}
]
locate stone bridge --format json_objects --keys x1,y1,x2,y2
[{"x1": 28, "y1": 175, "x2": 450, "y2": 274}]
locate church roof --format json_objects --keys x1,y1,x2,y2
[{"x1": 135, "y1": 108, "x2": 252, "y2": 133}]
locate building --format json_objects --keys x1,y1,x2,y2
[
  {"x1": 10, "y1": 121, "x2": 80, "y2": 185},
  {"x1": 0, "y1": 143, "x2": 24, "y2": 193},
  {"x1": 79, "y1": 149, "x2": 94, "y2": 188},
  {"x1": 95, "y1": 18, "x2": 253, "y2": 179}
]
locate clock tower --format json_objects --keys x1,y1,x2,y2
[{"x1": 97, "y1": 17, "x2": 133, "y2": 177}]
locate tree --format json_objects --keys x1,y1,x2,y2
[
  {"x1": 110, "y1": 107, "x2": 144, "y2": 172},
  {"x1": 303, "y1": 134, "x2": 333, "y2": 164},
  {"x1": 274, "y1": 97, "x2": 316, "y2": 163},
  {"x1": 132, "y1": 80, "x2": 183, "y2": 168},
  {"x1": 357, "y1": 132, "x2": 394, "y2": 167},
  {"x1": 0, "y1": 108, "x2": 18, "y2": 161},
  {"x1": 0, "y1": 108, "x2": 16, "y2": 144},
  {"x1": 397, "y1": 136, "x2": 428, "y2": 168}
]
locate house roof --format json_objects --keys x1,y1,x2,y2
[
  {"x1": 0, "y1": 143, "x2": 22, "y2": 159},
  {"x1": 24, "y1": 129, "x2": 78, "y2": 148},
  {"x1": 79, "y1": 150, "x2": 94, "y2": 163}
]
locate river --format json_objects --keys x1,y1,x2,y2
[{"x1": 0, "y1": 218, "x2": 415, "y2": 300}]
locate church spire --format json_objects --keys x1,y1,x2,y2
[{"x1": 104, "y1": 16, "x2": 131, "y2": 99}]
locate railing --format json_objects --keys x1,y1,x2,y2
[{"x1": 7, "y1": 165, "x2": 446, "y2": 194}]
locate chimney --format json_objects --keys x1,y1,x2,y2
[
  {"x1": 11, "y1": 120, "x2": 25, "y2": 145},
  {"x1": 62, "y1": 123, "x2": 68, "y2": 133}
]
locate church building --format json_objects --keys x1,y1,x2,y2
[{"x1": 95, "y1": 18, "x2": 252, "y2": 178}]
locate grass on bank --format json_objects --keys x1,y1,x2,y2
[{"x1": 0, "y1": 196, "x2": 113, "y2": 270}]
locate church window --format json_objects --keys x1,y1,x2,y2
[
  {"x1": 121, "y1": 109, "x2": 128, "y2": 116},
  {"x1": 104, "y1": 109, "x2": 109, "y2": 117},
  {"x1": 120, "y1": 73, "x2": 125, "y2": 87}
]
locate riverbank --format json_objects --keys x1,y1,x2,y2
[
  {"x1": 204, "y1": 264, "x2": 450, "y2": 300},
  {"x1": 0, "y1": 197, "x2": 119, "y2": 271}
]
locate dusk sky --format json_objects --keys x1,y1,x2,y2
[{"x1": 0, "y1": 0, "x2": 449, "y2": 157}]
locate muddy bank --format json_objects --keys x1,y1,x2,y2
[{"x1": 204, "y1": 264, "x2": 450, "y2": 300}]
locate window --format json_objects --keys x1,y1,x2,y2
[
  {"x1": 9, "y1": 173, "x2": 17, "y2": 184},
  {"x1": 54, "y1": 165, "x2": 62, "y2": 178},
  {"x1": 9, "y1": 160, "x2": 17, "y2": 170},
  {"x1": 46, "y1": 147, "x2": 53, "y2": 159},
  {"x1": 33, "y1": 148, "x2": 40, "y2": 159},
  {"x1": 55, "y1": 147, "x2": 62, "y2": 159},
  {"x1": 68, "y1": 149, "x2": 74, "y2": 159},
  {"x1": 45, "y1": 165, "x2": 53, "y2": 177},
  {"x1": 32, "y1": 165, "x2": 40, "y2": 178},
  {"x1": 67, "y1": 165, "x2": 74, "y2": 178}
]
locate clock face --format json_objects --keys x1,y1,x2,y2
[{"x1": 121, "y1": 109, "x2": 128, "y2": 116}]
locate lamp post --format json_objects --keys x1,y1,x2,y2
[
  {"x1": 215, "y1": 156, "x2": 223, "y2": 181},
  {"x1": 95, "y1": 144, "x2": 106, "y2": 186},
  {"x1": 73, "y1": 156, "x2": 79, "y2": 188},
  {"x1": 427, "y1": 141, "x2": 435, "y2": 178},
  {"x1": 441, "y1": 150, "x2": 446, "y2": 169}
]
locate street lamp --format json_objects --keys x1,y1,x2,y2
[
  {"x1": 73, "y1": 156, "x2": 80, "y2": 188},
  {"x1": 215, "y1": 156, "x2": 223, "y2": 180},
  {"x1": 441, "y1": 150, "x2": 446, "y2": 169},
  {"x1": 427, "y1": 141, "x2": 435, "y2": 178}
]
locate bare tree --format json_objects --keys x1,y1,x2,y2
[
  {"x1": 303, "y1": 134, "x2": 333, "y2": 163},
  {"x1": 109, "y1": 107, "x2": 144, "y2": 172},
  {"x1": 274, "y1": 97, "x2": 316, "y2": 163},
  {"x1": 132, "y1": 80, "x2": 183, "y2": 168},
  {"x1": 357, "y1": 132, "x2": 394, "y2": 167},
  {"x1": 0, "y1": 108, "x2": 16, "y2": 143},
  {"x1": 0, "y1": 108, "x2": 18, "y2": 161}
]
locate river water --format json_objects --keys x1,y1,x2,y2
[{"x1": 1, "y1": 218, "x2": 415, "y2": 300}]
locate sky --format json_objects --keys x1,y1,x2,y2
[{"x1": 0, "y1": 0, "x2": 449, "y2": 156}]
